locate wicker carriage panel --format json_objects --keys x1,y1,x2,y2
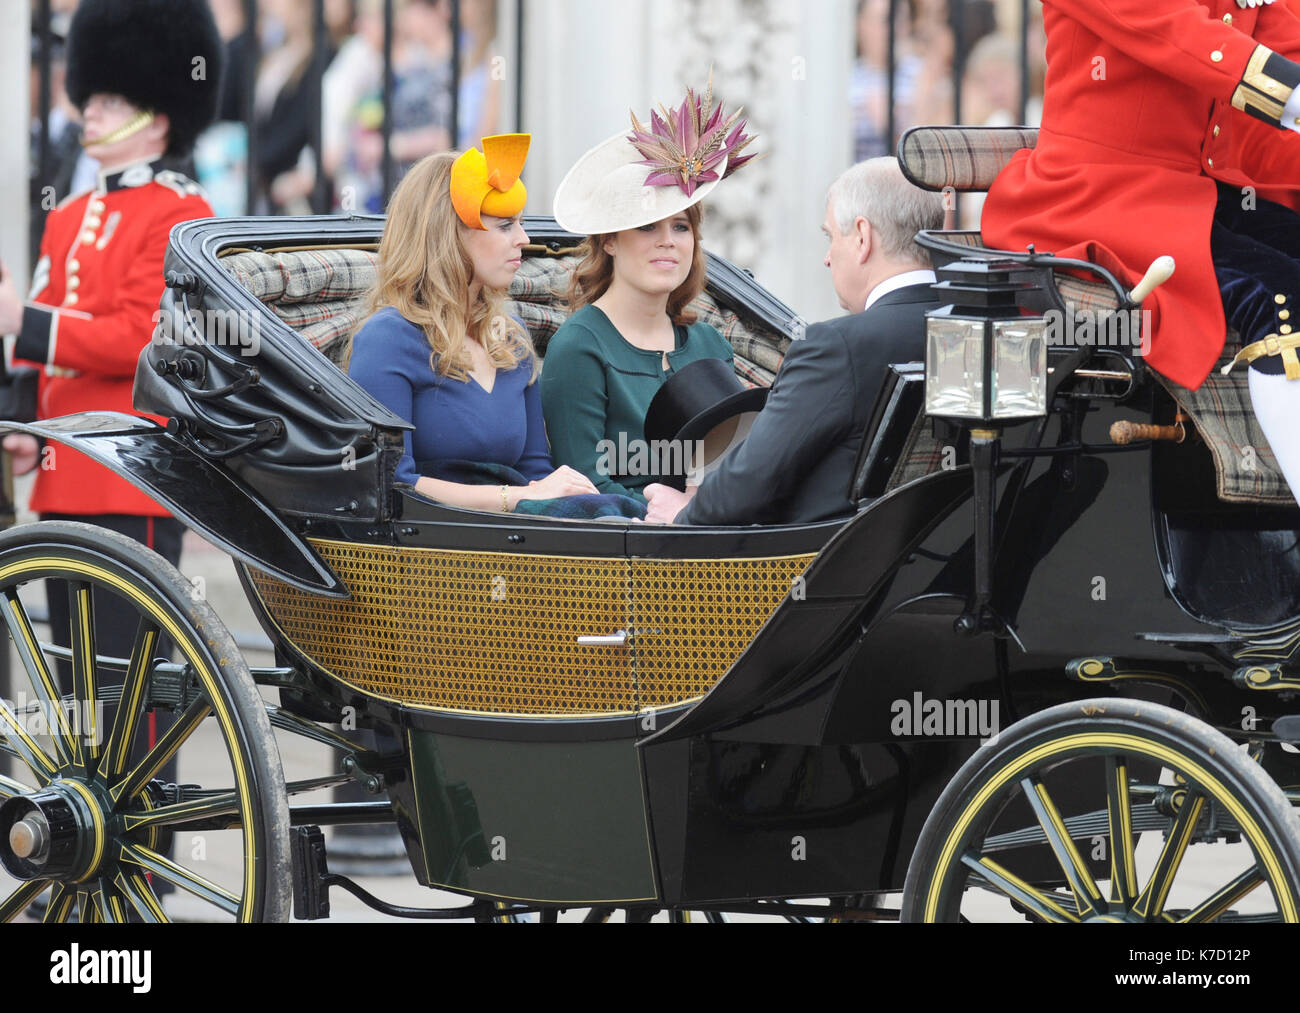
[
  {"x1": 248, "y1": 540, "x2": 815, "y2": 716},
  {"x1": 631, "y1": 554, "x2": 815, "y2": 709},
  {"x1": 248, "y1": 540, "x2": 633, "y2": 716}
]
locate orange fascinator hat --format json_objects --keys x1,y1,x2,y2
[{"x1": 450, "y1": 133, "x2": 531, "y2": 230}]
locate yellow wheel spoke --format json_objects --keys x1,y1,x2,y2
[
  {"x1": 1134, "y1": 789, "x2": 1206, "y2": 920},
  {"x1": 961, "y1": 851, "x2": 1081, "y2": 923},
  {"x1": 0, "y1": 697, "x2": 59, "y2": 783},
  {"x1": 121, "y1": 791, "x2": 241, "y2": 834},
  {"x1": 0, "y1": 589, "x2": 73, "y2": 767},
  {"x1": 0, "y1": 880, "x2": 50, "y2": 922},
  {"x1": 113, "y1": 870, "x2": 169, "y2": 923},
  {"x1": 110, "y1": 696, "x2": 210, "y2": 804},
  {"x1": 98, "y1": 881, "x2": 128, "y2": 923},
  {"x1": 1105, "y1": 756, "x2": 1139, "y2": 908},
  {"x1": 122, "y1": 843, "x2": 239, "y2": 915},
  {"x1": 0, "y1": 771, "x2": 32, "y2": 797},
  {"x1": 1179, "y1": 866, "x2": 1266, "y2": 924},
  {"x1": 101, "y1": 618, "x2": 160, "y2": 780},
  {"x1": 1020, "y1": 775, "x2": 1104, "y2": 918},
  {"x1": 68, "y1": 581, "x2": 99, "y2": 771},
  {"x1": 43, "y1": 885, "x2": 76, "y2": 923}
]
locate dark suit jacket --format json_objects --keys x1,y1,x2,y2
[{"x1": 679, "y1": 283, "x2": 940, "y2": 526}]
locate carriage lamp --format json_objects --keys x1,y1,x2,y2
[
  {"x1": 924, "y1": 259, "x2": 1048, "y2": 424},
  {"x1": 923, "y1": 259, "x2": 1047, "y2": 639}
]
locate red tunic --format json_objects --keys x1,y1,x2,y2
[
  {"x1": 15, "y1": 160, "x2": 213, "y2": 516},
  {"x1": 981, "y1": 0, "x2": 1300, "y2": 390}
]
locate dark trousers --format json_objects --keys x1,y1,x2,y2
[{"x1": 1212, "y1": 182, "x2": 1300, "y2": 375}]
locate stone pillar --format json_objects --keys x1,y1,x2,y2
[
  {"x1": 522, "y1": 0, "x2": 852, "y2": 323},
  {"x1": 1, "y1": 0, "x2": 30, "y2": 286}
]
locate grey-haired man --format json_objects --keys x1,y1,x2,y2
[{"x1": 645, "y1": 156, "x2": 944, "y2": 525}]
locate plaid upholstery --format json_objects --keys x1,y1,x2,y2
[
  {"x1": 224, "y1": 246, "x2": 790, "y2": 386},
  {"x1": 898, "y1": 126, "x2": 1038, "y2": 193},
  {"x1": 1156, "y1": 346, "x2": 1296, "y2": 506},
  {"x1": 223, "y1": 248, "x2": 378, "y2": 304},
  {"x1": 1054, "y1": 275, "x2": 1121, "y2": 316},
  {"x1": 885, "y1": 411, "x2": 946, "y2": 493}
]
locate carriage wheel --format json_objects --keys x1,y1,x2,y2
[
  {"x1": 901, "y1": 698, "x2": 1300, "y2": 923},
  {"x1": 0, "y1": 522, "x2": 289, "y2": 922}
]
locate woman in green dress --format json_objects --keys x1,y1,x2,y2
[{"x1": 542, "y1": 79, "x2": 758, "y2": 503}]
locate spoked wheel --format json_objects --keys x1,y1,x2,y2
[
  {"x1": 0, "y1": 522, "x2": 289, "y2": 922},
  {"x1": 901, "y1": 698, "x2": 1300, "y2": 923}
]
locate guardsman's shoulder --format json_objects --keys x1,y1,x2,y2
[{"x1": 149, "y1": 169, "x2": 209, "y2": 202}]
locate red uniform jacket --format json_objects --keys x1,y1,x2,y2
[
  {"x1": 15, "y1": 160, "x2": 213, "y2": 516},
  {"x1": 981, "y1": 0, "x2": 1300, "y2": 390}
]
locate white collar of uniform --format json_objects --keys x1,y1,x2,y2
[
  {"x1": 864, "y1": 269, "x2": 937, "y2": 312},
  {"x1": 1238, "y1": 0, "x2": 1276, "y2": 7}
]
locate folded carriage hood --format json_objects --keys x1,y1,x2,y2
[
  {"x1": 0, "y1": 412, "x2": 346, "y2": 597},
  {"x1": 643, "y1": 466, "x2": 978, "y2": 744},
  {"x1": 135, "y1": 216, "x2": 411, "y2": 523}
]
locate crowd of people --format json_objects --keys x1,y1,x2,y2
[
  {"x1": 851, "y1": 0, "x2": 1047, "y2": 163},
  {"x1": 29, "y1": 0, "x2": 506, "y2": 247},
  {"x1": 29, "y1": 0, "x2": 1046, "y2": 259}
]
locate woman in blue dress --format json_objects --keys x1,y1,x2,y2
[{"x1": 347, "y1": 135, "x2": 603, "y2": 513}]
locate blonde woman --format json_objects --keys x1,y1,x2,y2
[{"x1": 347, "y1": 136, "x2": 601, "y2": 513}]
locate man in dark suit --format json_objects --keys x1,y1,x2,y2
[{"x1": 644, "y1": 157, "x2": 944, "y2": 525}]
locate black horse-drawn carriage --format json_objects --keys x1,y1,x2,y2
[{"x1": 1, "y1": 126, "x2": 1299, "y2": 923}]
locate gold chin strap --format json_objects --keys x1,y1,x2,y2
[
  {"x1": 1222, "y1": 333, "x2": 1300, "y2": 380},
  {"x1": 82, "y1": 109, "x2": 155, "y2": 148}
]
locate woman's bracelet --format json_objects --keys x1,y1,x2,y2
[{"x1": 499, "y1": 485, "x2": 511, "y2": 513}]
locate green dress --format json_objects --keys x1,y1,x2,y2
[{"x1": 540, "y1": 304, "x2": 735, "y2": 502}]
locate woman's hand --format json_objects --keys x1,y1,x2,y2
[{"x1": 519, "y1": 465, "x2": 598, "y2": 501}]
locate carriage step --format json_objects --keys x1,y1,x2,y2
[{"x1": 291, "y1": 826, "x2": 332, "y2": 920}]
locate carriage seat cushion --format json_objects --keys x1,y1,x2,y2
[
  {"x1": 898, "y1": 126, "x2": 1039, "y2": 194},
  {"x1": 222, "y1": 247, "x2": 791, "y2": 386}
]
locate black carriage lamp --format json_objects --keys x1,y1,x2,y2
[{"x1": 924, "y1": 257, "x2": 1049, "y2": 638}]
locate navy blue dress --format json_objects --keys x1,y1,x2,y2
[{"x1": 348, "y1": 307, "x2": 553, "y2": 487}]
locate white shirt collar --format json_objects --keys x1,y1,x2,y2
[{"x1": 864, "y1": 269, "x2": 937, "y2": 312}]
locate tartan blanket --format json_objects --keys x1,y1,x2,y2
[
  {"x1": 1155, "y1": 349, "x2": 1296, "y2": 506},
  {"x1": 417, "y1": 459, "x2": 645, "y2": 519},
  {"x1": 223, "y1": 247, "x2": 789, "y2": 386}
]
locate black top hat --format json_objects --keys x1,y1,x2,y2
[
  {"x1": 643, "y1": 358, "x2": 768, "y2": 491},
  {"x1": 65, "y1": 0, "x2": 223, "y2": 158}
]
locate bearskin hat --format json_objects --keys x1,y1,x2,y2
[{"x1": 65, "y1": 0, "x2": 223, "y2": 157}]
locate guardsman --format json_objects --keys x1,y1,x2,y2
[
  {"x1": 980, "y1": 0, "x2": 1300, "y2": 498},
  {"x1": 0, "y1": 0, "x2": 222, "y2": 585}
]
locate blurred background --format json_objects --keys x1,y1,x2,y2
[{"x1": 10, "y1": 0, "x2": 1047, "y2": 323}]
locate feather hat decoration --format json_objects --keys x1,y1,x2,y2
[
  {"x1": 628, "y1": 73, "x2": 758, "y2": 197},
  {"x1": 553, "y1": 73, "x2": 760, "y2": 236}
]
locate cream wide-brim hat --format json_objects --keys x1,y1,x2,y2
[{"x1": 552, "y1": 130, "x2": 727, "y2": 236}]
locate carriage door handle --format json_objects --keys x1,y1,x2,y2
[{"x1": 577, "y1": 628, "x2": 632, "y2": 647}]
